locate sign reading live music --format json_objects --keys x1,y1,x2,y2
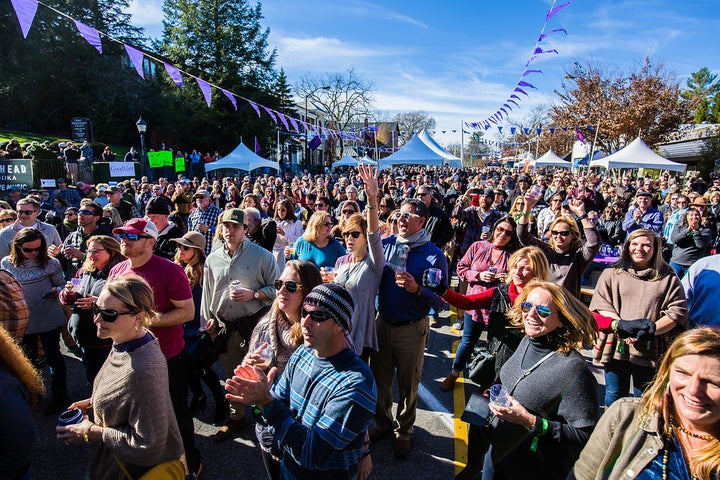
[{"x1": 0, "y1": 159, "x2": 34, "y2": 191}]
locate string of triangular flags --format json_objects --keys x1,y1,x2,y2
[
  {"x1": 7, "y1": 0, "x2": 380, "y2": 143},
  {"x1": 469, "y1": 0, "x2": 574, "y2": 129}
]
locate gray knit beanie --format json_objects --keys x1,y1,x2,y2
[{"x1": 303, "y1": 283, "x2": 354, "y2": 332}]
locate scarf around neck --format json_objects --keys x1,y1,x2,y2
[{"x1": 388, "y1": 228, "x2": 429, "y2": 272}]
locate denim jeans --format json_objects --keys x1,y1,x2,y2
[
  {"x1": 452, "y1": 313, "x2": 485, "y2": 372},
  {"x1": 21, "y1": 327, "x2": 67, "y2": 400},
  {"x1": 604, "y1": 359, "x2": 655, "y2": 407},
  {"x1": 669, "y1": 261, "x2": 688, "y2": 279}
]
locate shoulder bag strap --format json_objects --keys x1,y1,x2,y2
[{"x1": 508, "y1": 350, "x2": 556, "y2": 395}]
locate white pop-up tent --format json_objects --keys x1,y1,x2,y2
[
  {"x1": 332, "y1": 153, "x2": 358, "y2": 168},
  {"x1": 205, "y1": 141, "x2": 279, "y2": 172},
  {"x1": 358, "y1": 155, "x2": 377, "y2": 165},
  {"x1": 589, "y1": 137, "x2": 687, "y2": 173},
  {"x1": 378, "y1": 130, "x2": 462, "y2": 170},
  {"x1": 531, "y1": 150, "x2": 572, "y2": 168}
]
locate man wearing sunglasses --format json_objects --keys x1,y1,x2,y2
[
  {"x1": 371, "y1": 198, "x2": 449, "y2": 458},
  {"x1": 225, "y1": 283, "x2": 376, "y2": 480},
  {"x1": 201, "y1": 208, "x2": 277, "y2": 442},
  {"x1": 0, "y1": 197, "x2": 62, "y2": 259},
  {"x1": 60, "y1": 202, "x2": 113, "y2": 278},
  {"x1": 108, "y1": 217, "x2": 201, "y2": 475}
]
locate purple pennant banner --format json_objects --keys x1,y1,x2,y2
[
  {"x1": 221, "y1": 89, "x2": 237, "y2": 110},
  {"x1": 533, "y1": 47, "x2": 559, "y2": 55},
  {"x1": 549, "y1": 128, "x2": 556, "y2": 134},
  {"x1": 195, "y1": 78, "x2": 212, "y2": 107},
  {"x1": 164, "y1": 63, "x2": 184, "y2": 88},
  {"x1": 74, "y1": 20, "x2": 102, "y2": 53},
  {"x1": 262, "y1": 106, "x2": 277, "y2": 124},
  {"x1": 124, "y1": 44, "x2": 145, "y2": 78},
  {"x1": 246, "y1": 99, "x2": 261, "y2": 117},
  {"x1": 288, "y1": 116, "x2": 299, "y2": 133},
  {"x1": 536, "y1": 128, "x2": 542, "y2": 135},
  {"x1": 522, "y1": 69, "x2": 542, "y2": 76},
  {"x1": 546, "y1": 0, "x2": 574, "y2": 22},
  {"x1": 510, "y1": 127, "x2": 517, "y2": 134},
  {"x1": 277, "y1": 112, "x2": 289, "y2": 130},
  {"x1": 498, "y1": 126, "x2": 503, "y2": 133},
  {"x1": 510, "y1": 94, "x2": 522, "y2": 101},
  {"x1": 10, "y1": 0, "x2": 38, "y2": 39},
  {"x1": 538, "y1": 28, "x2": 567, "y2": 42},
  {"x1": 523, "y1": 128, "x2": 530, "y2": 134},
  {"x1": 514, "y1": 87, "x2": 529, "y2": 96},
  {"x1": 518, "y1": 80, "x2": 537, "y2": 89}
]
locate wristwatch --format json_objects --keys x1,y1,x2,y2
[{"x1": 253, "y1": 290, "x2": 260, "y2": 299}]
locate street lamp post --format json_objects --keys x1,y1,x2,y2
[
  {"x1": 304, "y1": 86, "x2": 330, "y2": 168},
  {"x1": 136, "y1": 116, "x2": 147, "y2": 176}
]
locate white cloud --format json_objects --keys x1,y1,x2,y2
[{"x1": 127, "y1": 0, "x2": 164, "y2": 38}]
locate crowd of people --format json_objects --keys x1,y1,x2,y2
[{"x1": 1, "y1": 162, "x2": 720, "y2": 480}]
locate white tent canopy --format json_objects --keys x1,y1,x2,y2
[
  {"x1": 205, "y1": 141, "x2": 279, "y2": 172},
  {"x1": 531, "y1": 150, "x2": 572, "y2": 168},
  {"x1": 332, "y1": 153, "x2": 358, "y2": 168},
  {"x1": 358, "y1": 155, "x2": 377, "y2": 165},
  {"x1": 589, "y1": 137, "x2": 687, "y2": 173},
  {"x1": 378, "y1": 130, "x2": 462, "y2": 170}
]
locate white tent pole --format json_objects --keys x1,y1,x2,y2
[
  {"x1": 587, "y1": 123, "x2": 600, "y2": 176},
  {"x1": 460, "y1": 120, "x2": 465, "y2": 168}
]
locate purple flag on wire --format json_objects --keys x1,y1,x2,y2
[
  {"x1": 533, "y1": 47, "x2": 559, "y2": 55},
  {"x1": 289, "y1": 116, "x2": 299, "y2": 133},
  {"x1": 522, "y1": 69, "x2": 542, "y2": 76},
  {"x1": 546, "y1": 0, "x2": 574, "y2": 22},
  {"x1": 196, "y1": 78, "x2": 212, "y2": 107},
  {"x1": 221, "y1": 89, "x2": 237, "y2": 110},
  {"x1": 10, "y1": 0, "x2": 38, "y2": 39},
  {"x1": 124, "y1": 45, "x2": 145, "y2": 78},
  {"x1": 164, "y1": 63, "x2": 184, "y2": 88},
  {"x1": 514, "y1": 87, "x2": 529, "y2": 97},
  {"x1": 255, "y1": 138, "x2": 261, "y2": 154},
  {"x1": 510, "y1": 127, "x2": 517, "y2": 134},
  {"x1": 538, "y1": 28, "x2": 567, "y2": 42},
  {"x1": 549, "y1": 128, "x2": 556, "y2": 134},
  {"x1": 308, "y1": 136, "x2": 321, "y2": 151},
  {"x1": 575, "y1": 128, "x2": 587, "y2": 143},
  {"x1": 74, "y1": 20, "x2": 102, "y2": 53},
  {"x1": 262, "y1": 106, "x2": 277, "y2": 124},
  {"x1": 277, "y1": 112, "x2": 289, "y2": 130},
  {"x1": 246, "y1": 99, "x2": 261, "y2": 117}
]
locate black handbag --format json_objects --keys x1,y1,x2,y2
[
  {"x1": 461, "y1": 391, "x2": 494, "y2": 428},
  {"x1": 466, "y1": 339, "x2": 497, "y2": 389}
]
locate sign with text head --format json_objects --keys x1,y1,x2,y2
[
  {"x1": 109, "y1": 162, "x2": 136, "y2": 178},
  {"x1": 0, "y1": 159, "x2": 34, "y2": 191},
  {"x1": 148, "y1": 150, "x2": 173, "y2": 168},
  {"x1": 70, "y1": 117, "x2": 93, "y2": 143}
]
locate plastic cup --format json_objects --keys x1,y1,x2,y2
[
  {"x1": 481, "y1": 225, "x2": 491, "y2": 234},
  {"x1": 70, "y1": 278, "x2": 82, "y2": 293},
  {"x1": 528, "y1": 184, "x2": 543, "y2": 200},
  {"x1": 255, "y1": 344, "x2": 273, "y2": 369},
  {"x1": 489, "y1": 384, "x2": 511, "y2": 407},
  {"x1": 322, "y1": 267, "x2": 336, "y2": 282},
  {"x1": 288, "y1": 247, "x2": 296, "y2": 255},
  {"x1": 57, "y1": 408, "x2": 83, "y2": 427},
  {"x1": 426, "y1": 268, "x2": 443, "y2": 288}
]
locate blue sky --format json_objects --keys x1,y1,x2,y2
[{"x1": 127, "y1": 0, "x2": 720, "y2": 146}]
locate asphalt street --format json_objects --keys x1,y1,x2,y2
[{"x1": 29, "y1": 307, "x2": 605, "y2": 479}]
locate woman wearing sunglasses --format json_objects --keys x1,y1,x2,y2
[
  {"x1": 591, "y1": 229, "x2": 688, "y2": 407},
  {"x1": 285, "y1": 211, "x2": 346, "y2": 270},
  {"x1": 332, "y1": 200, "x2": 361, "y2": 247},
  {"x1": 170, "y1": 231, "x2": 228, "y2": 424},
  {"x1": 272, "y1": 199, "x2": 304, "y2": 274},
  {"x1": 465, "y1": 280, "x2": 599, "y2": 480},
  {"x1": 517, "y1": 195, "x2": 600, "y2": 299},
  {"x1": 56, "y1": 275, "x2": 185, "y2": 479},
  {"x1": 451, "y1": 216, "x2": 521, "y2": 391},
  {"x1": 59, "y1": 235, "x2": 124, "y2": 384},
  {"x1": 333, "y1": 165, "x2": 384, "y2": 361},
  {"x1": 1, "y1": 227, "x2": 67, "y2": 413},
  {"x1": 243, "y1": 260, "x2": 323, "y2": 480}
]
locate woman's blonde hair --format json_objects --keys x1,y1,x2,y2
[
  {"x1": 507, "y1": 280, "x2": 597, "y2": 354},
  {"x1": 304, "y1": 211, "x2": 332, "y2": 244},
  {"x1": 639, "y1": 327, "x2": 720, "y2": 479},
  {"x1": 102, "y1": 204, "x2": 123, "y2": 228},
  {"x1": 174, "y1": 243, "x2": 206, "y2": 288},
  {"x1": 0, "y1": 325, "x2": 44, "y2": 406},
  {"x1": 505, "y1": 246, "x2": 550, "y2": 285},
  {"x1": 103, "y1": 275, "x2": 156, "y2": 325},
  {"x1": 82, "y1": 235, "x2": 124, "y2": 273},
  {"x1": 547, "y1": 216, "x2": 582, "y2": 251},
  {"x1": 271, "y1": 260, "x2": 323, "y2": 344}
]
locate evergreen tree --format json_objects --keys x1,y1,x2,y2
[{"x1": 681, "y1": 67, "x2": 720, "y2": 123}]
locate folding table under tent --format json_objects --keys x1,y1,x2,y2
[
  {"x1": 588, "y1": 137, "x2": 686, "y2": 173},
  {"x1": 205, "y1": 142, "x2": 280, "y2": 172}
]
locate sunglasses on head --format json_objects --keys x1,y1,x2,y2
[
  {"x1": 274, "y1": 279, "x2": 302, "y2": 293},
  {"x1": 301, "y1": 307, "x2": 333, "y2": 322},
  {"x1": 92, "y1": 302, "x2": 134, "y2": 323},
  {"x1": 117, "y1": 233, "x2": 152, "y2": 241},
  {"x1": 343, "y1": 231, "x2": 362, "y2": 239},
  {"x1": 550, "y1": 230, "x2": 571, "y2": 237},
  {"x1": 520, "y1": 301, "x2": 552, "y2": 319},
  {"x1": 21, "y1": 246, "x2": 42, "y2": 253}
]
